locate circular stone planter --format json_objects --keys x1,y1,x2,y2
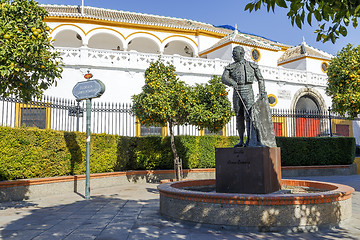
[{"x1": 157, "y1": 179, "x2": 354, "y2": 232}]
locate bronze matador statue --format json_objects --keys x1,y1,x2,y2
[{"x1": 222, "y1": 46, "x2": 276, "y2": 147}]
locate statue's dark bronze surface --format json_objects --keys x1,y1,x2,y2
[{"x1": 222, "y1": 46, "x2": 276, "y2": 147}]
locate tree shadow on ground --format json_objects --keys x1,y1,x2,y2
[
  {"x1": 64, "y1": 132, "x2": 82, "y2": 175},
  {"x1": 1, "y1": 190, "x2": 359, "y2": 240},
  {"x1": 0, "y1": 184, "x2": 30, "y2": 203}
]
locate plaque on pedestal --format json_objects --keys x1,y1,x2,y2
[{"x1": 215, "y1": 147, "x2": 281, "y2": 194}]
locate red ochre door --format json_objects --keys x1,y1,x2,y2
[
  {"x1": 273, "y1": 122, "x2": 283, "y2": 137},
  {"x1": 295, "y1": 118, "x2": 320, "y2": 137}
]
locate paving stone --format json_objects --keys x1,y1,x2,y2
[
  {"x1": 1, "y1": 178, "x2": 360, "y2": 239},
  {"x1": 0, "y1": 230, "x2": 43, "y2": 240}
]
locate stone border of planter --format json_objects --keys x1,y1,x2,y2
[{"x1": 158, "y1": 179, "x2": 354, "y2": 232}]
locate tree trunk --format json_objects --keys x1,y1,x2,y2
[{"x1": 168, "y1": 121, "x2": 182, "y2": 181}]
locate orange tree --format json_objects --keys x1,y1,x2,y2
[
  {"x1": 0, "y1": 0, "x2": 62, "y2": 102},
  {"x1": 189, "y1": 76, "x2": 234, "y2": 133},
  {"x1": 326, "y1": 44, "x2": 360, "y2": 118},
  {"x1": 131, "y1": 60, "x2": 233, "y2": 180}
]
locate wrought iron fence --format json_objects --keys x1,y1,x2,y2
[
  {"x1": 0, "y1": 95, "x2": 359, "y2": 140},
  {"x1": 0, "y1": 95, "x2": 135, "y2": 136}
]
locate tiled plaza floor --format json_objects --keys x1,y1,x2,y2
[{"x1": 1, "y1": 175, "x2": 360, "y2": 239}]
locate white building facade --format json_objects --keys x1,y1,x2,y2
[{"x1": 9, "y1": 4, "x2": 358, "y2": 140}]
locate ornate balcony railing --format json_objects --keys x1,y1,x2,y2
[{"x1": 55, "y1": 47, "x2": 328, "y2": 86}]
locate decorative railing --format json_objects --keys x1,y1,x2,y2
[{"x1": 55, "y1": 47, "x2": 328, "y2": 86}]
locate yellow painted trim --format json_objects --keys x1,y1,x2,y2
[
  {"x1": 86, "y1": 27, "x2": 126, "y2": 40},
  {"x1": 46, "y1": 17, "x2": 285, "y2": 53},
  {"x1": 51, "y1": 25, "x2": 197, "y2": 48},
  {"x1": 134, "y1": 116, "x2": 167, "y2": 137},
  {"x1": 162, "y1": 125, "x2": 168, "y2": 137},
  {"x1": 331, "y1": 119, "x2": 353, "y2": 137},
  {"x1": 272, "y1": 116, "x2": 287, "y2": 137},
  {"x1": 50, "y1": 23, "x2": 86, "y2": 36},
  {"x1": 162, "y1": 35, "x2": 198, "y2": 48},
  {"x1": 135, "y1": 116, "x2": 141, "y2": 137},
  {"x1": 278, "y1": 56, "x2": 331, "y2": 66},
  {"x1": 201, "y1": 127, "x2": 226, "y2": 136},
  {"x1": 251, "y1": 48, "x2": 261, "y2": 62},
  {"x1": 45, "y1": 17, "x2": 226, "y2": 39},
  {"x1": 222, "y1": 126, "x2": 227, "y2": 137},
  {"x1": 126, "y1": 31, "x2": 162, "y2": 43},
  {"x1": 268, "y1": 94, "x2": 278, "y2": 107},
  {"x1": 321, "y1": 61, "x2": 329, "y2": 73},
  {"x1": 278, "y1": 56, "x2": 306, "y2": 66},
  {"x1": 199, "y1": 41, "x2": 278, "y2": 57},
  {"x1": 280, "y1": 46, "x2": 290, "y2": 51},
  {"x1": 354, "y1": 157, "x2": 360, "y2": 174},
  {"x1": 199, "y1": 42, "x2": 232, "y2": 56},
  {"x1": 15, "y1": 103, "x2": 52, "y2": 129}
]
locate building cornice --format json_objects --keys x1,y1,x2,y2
[
  {"x1": 45, "y1": 16, "x2": 227, "y2": 39},
  {"x1": 278, "y1": 55, "x2": 331, "y2": 66}
]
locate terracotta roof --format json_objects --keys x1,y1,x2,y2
[
  {"x1": 278, "y1": 41, "x2": 332, "y2": 64},
  {"x1": 41, "y1": 4, "x2": 292, "y2": 51},
  {"x1": 41, "y1": 4, "x2": 231, "y2": 34}
]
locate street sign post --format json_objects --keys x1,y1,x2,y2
[
  {"x1": 72, "y1": 79, "x2": 105, "y2": 100},
  {"x1": 72, "y1": 78, "x2": 105, "y2": 200}
]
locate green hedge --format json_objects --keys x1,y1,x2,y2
[
  {"x1": 0, "y1": 127, "x2": 355, "y2": 181},
  {"x1": 276, "y1": 137, "x2": 355, "y2": 166}
]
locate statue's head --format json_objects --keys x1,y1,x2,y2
[{"x1": 232, "y1": 46, "x2": 245, "y2": 62}]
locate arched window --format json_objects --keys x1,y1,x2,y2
[
  {"x1": 88, "y1": 33, "x2": 123, "y2": 50},
  {"x1": 163, "y1": 41, "x2": 194, "y2": 57},
  {"x1": 295, "y1": 95, "x2": 320, "y2": 112},
  {"x1": 127, "y1": 37, "x2": 160, "y2": 54},
  {"x1": 53, "y1": 30, "x2": 83, "y2": 48}
]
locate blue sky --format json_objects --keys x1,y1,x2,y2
[{"x1": 37, "y1": 0, "x2": 360, "y2": 55}]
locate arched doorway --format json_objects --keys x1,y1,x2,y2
[{"x1": 295, "y1": 95, "x2": 321, "y2": 137}]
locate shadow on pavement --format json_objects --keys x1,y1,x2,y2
[
  {"x1": 1, "y1": 194, "x2": 359, "y2": 240},
  {"x1": 2, "y1": 176, "x2": 360, "y2": 240}
]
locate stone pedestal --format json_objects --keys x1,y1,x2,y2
[{"x1": 215, "y1": 147, "x2": 281, "y2": 194}]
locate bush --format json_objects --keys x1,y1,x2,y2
[
  {"x1": 0, "y1": 127, "x2": 355, "y2": 181},
  {"x1": 276, "y1": 137, "x2": 355, "y2": 166}
]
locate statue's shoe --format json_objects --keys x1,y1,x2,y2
[{"x1": 234, "y1": 141, "x2": 245, "y2": 148}]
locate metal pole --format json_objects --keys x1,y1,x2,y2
[
  {"x1": 85, "y1": 98, "x2": 91, "y2": 199},
  {"x1": 328, "y1": 107, "x2": 333, "y2": 137},
  {"x1": 76, "y1": 100, "x2": 80, "y2": 132}
]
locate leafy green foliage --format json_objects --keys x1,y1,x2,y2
[
  {"x1": 0, "y1": 0, "x2": 62, "y2": 102},
  {"x1": 276, "y1": 137, "x2": 355, "y2": 166},
  {"x1": 190, "y1": 76, "x2": 234, "y2": 133},
  {"x1": 245, "y1": 0, "x2": 360, "y2": 43},
  {"x1": 131, "y1": 60, "x2": 233, "y2": 132},
  {"x1": 326, "y1": 44, "x2": 360, "y2": 117},
  {"x1": 0, "y1": 127, "x2": 355, "y2": 181},
  {"x1": 132, "y1": 59, "x2": 233, "y2": 180},
  {"x1": 0, "y1": 127, "x2": 238, "y2": 180},
  {"x1": 132, "y1": 59, "x2": 191, "y2": 127}
]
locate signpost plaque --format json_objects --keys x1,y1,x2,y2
[
  {"x1": 72, "y1": 79, "x2": 105, "y2": 101},
  {"x1": 72, "y1": 78, "x2": 105, "y2": 200}
]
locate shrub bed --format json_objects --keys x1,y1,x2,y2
[
  {"x1": 0, "y1": 127, "x2": 355, "y2": 180},
  {"x1": 276, "y1": 137, "x2": 355, "y2": 166}
]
